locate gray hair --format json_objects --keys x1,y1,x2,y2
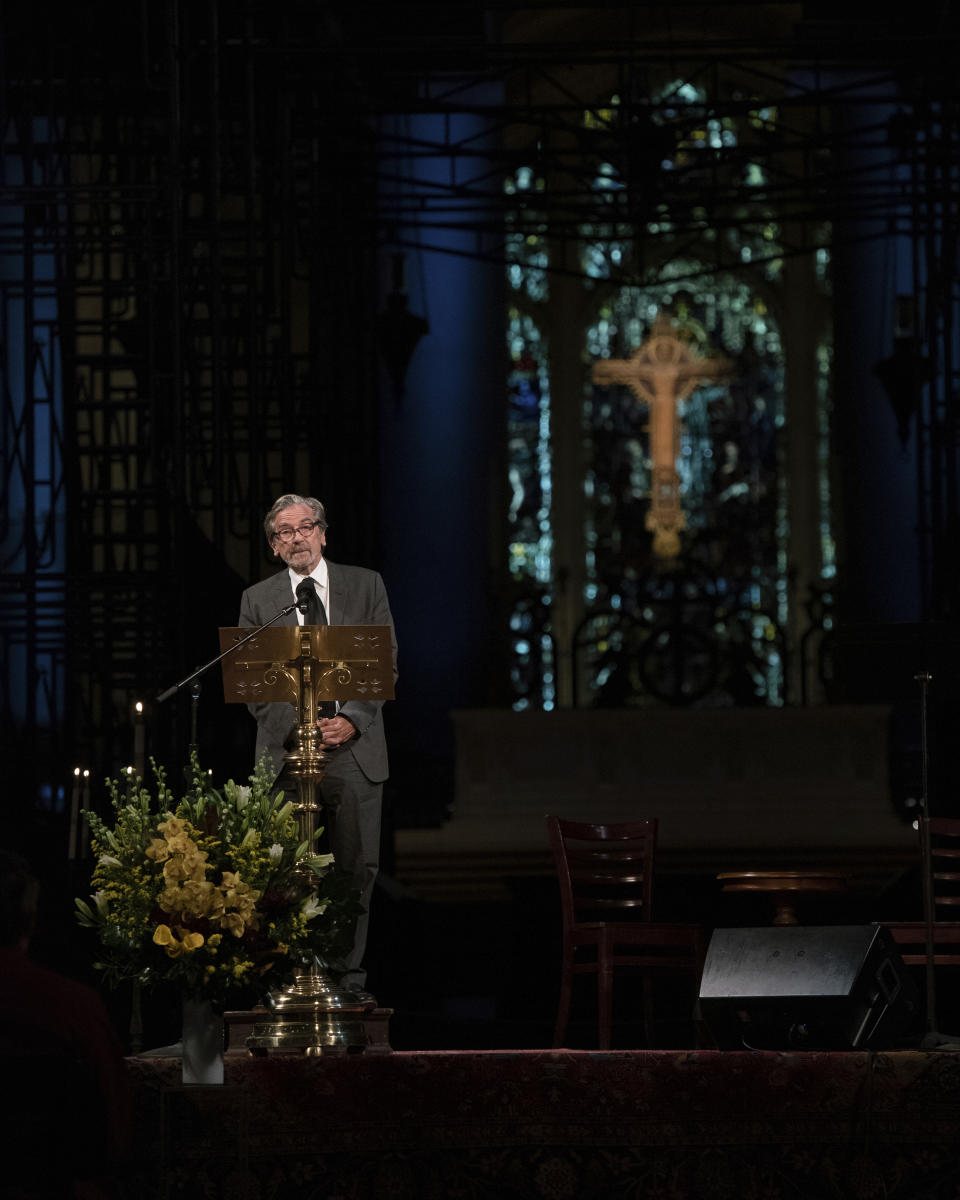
[{"x1": 264, "y1": 494, "x2": 328, "y2": 542}]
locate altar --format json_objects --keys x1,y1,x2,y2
[
  {"x1": 123, "y1": 1048, "x2": 960, "y2": 1199},
  {"x1": 395, "y1": 706, "x2": 916, "y2": 901}
]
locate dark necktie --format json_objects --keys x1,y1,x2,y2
[
  {"x1": 295, "y1": 577, "x2": 328, "y2": 626},
  {"x1": 295, "y1": 578, "x2": 335, "y2": 717}
]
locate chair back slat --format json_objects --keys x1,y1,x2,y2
[
  {"x1": 883, "y1": 816, "x2": 960, "y2": 970},
  {"x1": 547, "y1": 813, "x2": 705, "y2": 1050},
  {"x1": 927, "y1": 817, "x2": 960, "y2": 917},
  {"x1": 548, "y1": 815, "x2": 656, "y2": 925}
]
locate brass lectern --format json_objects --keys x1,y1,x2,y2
[
  {"x1": 220, "y1": 622, "x2": 393, "y2": 836},
  {"x1": 219, "y1": 622, "x2": 395, "y2": 1053}
]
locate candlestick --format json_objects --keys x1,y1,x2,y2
[
  {"x1": 134, "y1": 700, "x2": 145, "y2": 779},
  {"x1": 80, "y1": 769, "x2": 91, "y2": 858},
  {"x1": 68, "y1": 767, "x2": 81, "y2": 860}
]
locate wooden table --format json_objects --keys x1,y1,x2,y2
[{"x1": 717, "y1": 870, "x2": 849, "y2": 926}]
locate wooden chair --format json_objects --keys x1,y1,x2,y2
[
  {"x1": 548, "y1": 815, "x2": 706, "y2": 1049},
  {"x1": 883, "y1": 816, "x2": 960, "y2": 967}
]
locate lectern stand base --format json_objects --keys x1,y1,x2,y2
[{"x1": 225, "y1": 1006, "x2": 394, "y2": 1055}]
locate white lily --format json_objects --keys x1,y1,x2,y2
[{"x1": 300, "y1": 895, "x2": 328, "y2": 920}]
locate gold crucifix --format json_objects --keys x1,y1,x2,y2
[{"x1": 592, "y1": 313, "x2": 733, "y2": 558}]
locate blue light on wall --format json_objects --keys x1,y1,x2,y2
[
  {"x1": 378, "y1": 85, "x2": 505, "y2": 754},
  {"x1": 1, "y1": 118, "x2": 67, "y2": 731}
]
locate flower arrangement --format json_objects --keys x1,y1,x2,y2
[{"x1": 75, "y1": 755, "x2": 362, "y2": 1008}]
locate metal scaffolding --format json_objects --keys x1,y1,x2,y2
[{"x1": 2, "y1": 2, "x2": 959, "y2": 803}]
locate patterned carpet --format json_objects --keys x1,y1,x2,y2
[{"x1": 126, "y1": 1048, "x2": 960, "y2": 1199}]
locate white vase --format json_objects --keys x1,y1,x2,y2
[{"x1": 181, "y1": 995, "x2": 224, "y2": 1085}]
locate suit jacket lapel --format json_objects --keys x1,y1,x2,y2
[
  {"x1": 268, "y1": 569, "x2": 298, "y2": 625},
  {"x1": 327, "y1": 560, "x2": 346, "y2": 625}
]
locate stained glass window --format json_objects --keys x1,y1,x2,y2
[
  {"x1": 582, "y1": 279, "x2": 787, "y2": 707},
  {"x1": 507, "y1": 308, "x2": 555, "y2": 711},
  {"x1": 504, "y1": 80, "x2": 834, "y2": 710}
]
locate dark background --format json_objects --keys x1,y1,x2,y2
[{"x1": 4, "y1": 2, "x2": 960, "y2": 1049}]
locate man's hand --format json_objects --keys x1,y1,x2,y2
[{"x1": 317, "y1": 715, "x2": 357, "y2": 747}]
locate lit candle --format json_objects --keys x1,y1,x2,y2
[{"x1": 133, "y1": 701, "x2": 145, "y2": 779}]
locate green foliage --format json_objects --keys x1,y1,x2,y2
[{"x1": 75, "y1": 754, "x2": 363, "y2": 1009}]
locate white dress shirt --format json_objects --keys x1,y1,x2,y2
[{"x1": 288, "y1": 557, "x2": 331, "y2": 624}]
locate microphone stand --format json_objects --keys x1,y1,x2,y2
[
  {"x1": 915, "y1": 672, "x2": 938, "y2": 1041},
  {"x1": 156, "y1": 602, "x2": 301, "y2": 763},
  {"x1": 915, "y1": 671, "x2": 960, "y2": 1048}
]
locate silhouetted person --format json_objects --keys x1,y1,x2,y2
[{"x1": 0, "y1": 850, "x2": 130, "y2": 1199}]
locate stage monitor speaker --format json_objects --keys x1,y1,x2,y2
[{"x1": 698, "y1": 925, "x2": 920, "y2": 1050}]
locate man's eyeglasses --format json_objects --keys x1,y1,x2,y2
[{"x1": 272, "y1": 521, "x2": 321, "y2": 543}]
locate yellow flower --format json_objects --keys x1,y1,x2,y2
[
  {"x1": 162, "y1": 856, "x2": 190, "y2": 883},
  {"x1": 145, "y1": 837, "x2": 169, "y2": 862},
  {"x1": 221, "y1": 912, "x2": 246, "y2": 937},
  {"x1": 217, "y1": 870, "x2": 261, "y2": 936},
  {"x1": 152, "y1": 922, "x2": 204, "y2": 957},
  {"x1": 179, "y1": 878, "x2": 219, "y2": 918},
  {"x1": 178, "y1": 928, "x2": 204, "y2": 953}
]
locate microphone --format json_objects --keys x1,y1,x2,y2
[{"x1": 295, "y1": 579, "x2": 314, "y2": 615}]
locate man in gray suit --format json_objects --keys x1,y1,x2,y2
[{"x1": 239, "y1": 493, "x2": 398, "y2": 990}]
